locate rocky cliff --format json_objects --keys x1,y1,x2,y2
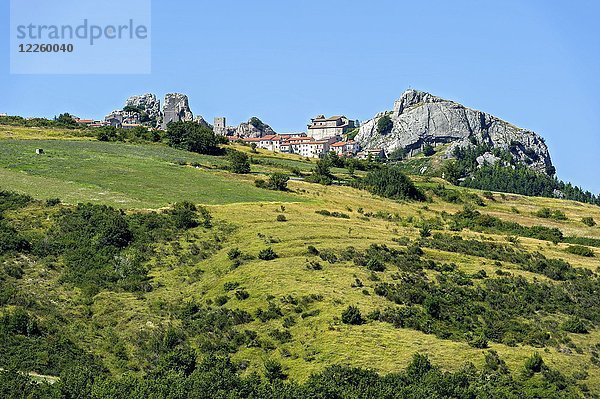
[
  {"x1": 355, "y1": 89, "x2": 554, "y2": 174},
  {"x1": 125, "y1": 93, "x2": 161, "y2": 127},
  {"x1": 162, "y1": 93, "x2": 194, "y2": 129},
  {"x1": 229, "y1": 117, "x2": 276, "y2": 137}
]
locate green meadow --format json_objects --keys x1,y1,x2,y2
[{"x1": 1, "y1": 126, "x2": 599, "y2": 394}]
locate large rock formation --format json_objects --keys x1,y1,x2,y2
[
  {"x1": 355, "y1": 89, "x2": 554, "y2": 174},
  {"x1": 125, "y1": 93, "x2": 161, "y2": 126},
  {"x1": 229, "y1": 117, "x2": 276, "y2": 137},
  {"x1": 162, "y1": 93, "x2": 193, "y2": 129}
]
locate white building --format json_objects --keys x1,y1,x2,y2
[{"x1": 330, "y1": 140, "x2": 359, "y2": 156}]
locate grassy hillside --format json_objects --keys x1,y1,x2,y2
[{"x1": 1, "y1": 126, "x2": 599, "y2": 395}]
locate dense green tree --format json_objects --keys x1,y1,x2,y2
[
  {"x1": 376, "y1": 115, "x2": 393, "y2": 135},
  {"x1": 165, "y1": 121, "x2": 221, "y2": 155},
  {"x1": 361, "y1": 166, "x2": 425, "y2": 201},
  {"x1": 227, "y1": 150, "x2": 251, "y2": 174}
]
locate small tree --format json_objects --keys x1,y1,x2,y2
[
  {"x1": 388, "y1": 147, "x2": 407, "y2": 161},
  {"x1": 522, "y1": 352, "x2": 545, "y2": 377},
  {"x1": 268, "y1": 173, "x2": 289, "y2": 191},
  {"x1": 264, "y1": 360, "x2": 287, "y2": 381},
  {"x1": 422, "y1": 144, "x2": 435, "y2": 156},
  {"x1": 376, "y1": 115, "x2": 393, "y2": 135},
  {"x1": 306, "y1": 158, "x2": 333, "y2": 185},
  {"x1": 227, "y1": 150, "x2": 251, "y2": 174},
  {"x1": 341, "y1": 305, "x2": 364, "y2": 325}
]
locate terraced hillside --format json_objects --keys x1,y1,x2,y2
[{"x1": 0, "y1": 126, "x2": 599, "y2": 397}]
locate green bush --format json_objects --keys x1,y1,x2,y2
[
  {"x1": 0, "y1": 190, "x2": 32, "y2": 213},
  {"x1": 522, "y1": 352, "x2": 545, "y2": 377},
  {"x1": 376, "y1": 115, "x2": 393, "y2": 135},
  {"x1": 258, "y1": 247, "x2": 278, "y2": 261},
  {"x1": 170, "y1": 201, "x2": 199, "y2": 229},
  {"x1": 565, "y1": 245, "x2": 594, "y2": 257},
  {"x1": 361, "y1": 166, "x2": 425, "y2": 201},
  {"x1": 341, "y1": 305, "x2": 364, "y2": 325},
  {"x1": 227, "y1": 150, "x2": 251, "y2": 174},
  {"x1": 468, "y1": 333, "x2": 489, "y2": 349},
  {"x1": 45, "y1": 198, "x2": 61, "y2": 207},
  {"x1": 422, "y1": 144, "x2": 435, "y2": 156},
  {"x1": 315, "y1": 210, "x2": 350, "y2": 219},
  {"x1": 276, "y1": 214, "x2": 287, "y2": 222},
  {"x1": 535, "y1": 207, "x2": 567, "y2": 220},
  {"x1": 561, "y1": 317, "x2": 588, "y2": 334},
  {"x1": 305, "y1": 158, "x2": 334, "y2": 185},
  {"x1": 165, "y1": 121, "x2": 222, "y2": 155},
  {"x1": 255, "y1": 173, "x2": 289, "y2": 191},
  {"x1": 264, "y1": 359, "x2": 287, "y2": 381},
  {"x1": 582, "y1": 216, "x2": 596, "y2": 227},
  {"x1": 234, "y1": 289, "x2": 250, "y2": 300}
]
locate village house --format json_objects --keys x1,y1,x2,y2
[
  {"x1": 307, "y1": 115, "x2": 355, "y2": 140},
  {"x1": 287, "y1": 139, "x2": 330, "y2": 158},
  {"x1": 278, "y1": 132, "x2": 307, "y2": 139},
  {"x1": 357, "y1": 148, "x2": 387, "y2": 160},
  {"x1": 241, "y1": 135, "x2": 282, "y2": 151},
  {"x1": 330, "y1": 140, "x2": 360, "y2": 156},
  {"x1": 73, "y1": 117, "x2": 95, "y2": 126}
]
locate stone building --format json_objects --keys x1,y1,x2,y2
[
  {"x1": 214, "y1": 117, "x2": 227, "y2": 135},
  {"x1": 307, "y1": 115, "x2": 355, "y2": 140}
]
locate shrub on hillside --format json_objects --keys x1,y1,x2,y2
[
  {"x1": 315, "y1": 210, "x2": 350, "y2": 219},
  {"x1": 561, "y1": 317, "x2": 588, "y2": 334},
  {"x1": 535, "y1": 208, "x2": 567, "y2": 220},
  {"x1": 422, "y1": 144, "x2": 435, "y2": 156},
  {"x1": 468, "y1": 333, "x2": 489, "y2": 349},
  {"x1": 361, "y1": 166, "x2": 425, "y2": 201},
  {"x1": 522, "y1": 353, "x2": 545, "y2": 377},
  {"x1": 169, "y1": 201, "x2": 211, "y2": 229},
  {"x1": 376, "y1": 115, "x2": 393, "y2": 135},
  {"x1": 565, "y1": 245, "x2": 594, "y2": 257},
  {"x1": 582, "y1": 216, "x2": 596, "y2": 227},
  {"x1": 264, "y1": 359, "x2": 287, "y2": 381},
  {"x1": 341, "y1": 305, "x2": 364, "y2": 325},
  {"x1": 0, "y1": 190, "x2": 32, "y2": 213},
  {"x1": 258, "y1": 247, "x2": 278, "y2": 260},
  {"x1": 255, "y1": 173, "x2": 289, "y2": 191}
]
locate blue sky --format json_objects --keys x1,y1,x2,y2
[{"x1": 1, "y1": 0, "x2": 599, "y2": 193}]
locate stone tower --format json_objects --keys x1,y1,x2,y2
[
  {"x1": 161, "y1": 93, "x2": 193, "y2": 129},
  {"x1": 214, "y1": 117, "x2": 226, "y2": 135}
]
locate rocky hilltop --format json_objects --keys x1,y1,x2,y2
[
  {"x1": 228, "y1": 117, "x2": 276, "y2": 137},
  {"x1": 355, "y1": 89, "x2": 554, "y2": 174},
  {"x1": 125, "y1": 93, "x2": 161, "y2": 126},
  {"x1": 161, "y1": 93, "x2": 194, "y2": 129}
]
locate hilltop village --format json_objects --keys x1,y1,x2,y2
[{"x1": 71, "y1": 92, "x2": 384, "y2": 160}]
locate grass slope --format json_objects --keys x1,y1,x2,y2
[
  {"x1": 0, "y1": 139, "x2": 299, "y2": 207},
  {"x1": 1, "y1": 126, "x2": 599, "y2": 393}
]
